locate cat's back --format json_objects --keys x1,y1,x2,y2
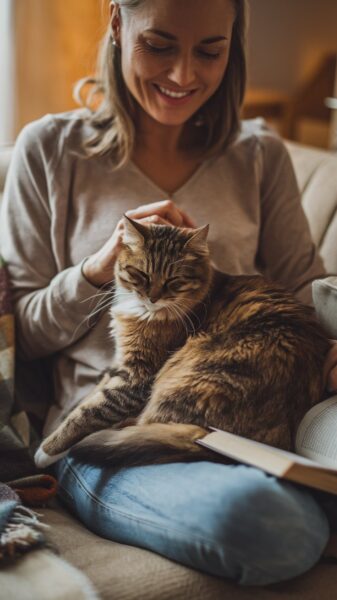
[{"x1": 204, "y1": 270, "x2": 329, "y2": 357}]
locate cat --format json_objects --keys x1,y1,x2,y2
[{"x1": 34, "y1": 216, "x2": 330, "y2": 469}]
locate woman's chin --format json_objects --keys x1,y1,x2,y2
[
  {"x1": 143, "y1": 104, "x2": 196, "y2": 128},
  {"x1": 154, "y1": 112, "x2": 194, "y2": 128}
]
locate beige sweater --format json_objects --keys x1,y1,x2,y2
[{"x1": 0, "y1": 111, "x2": 326, "y2": 434}]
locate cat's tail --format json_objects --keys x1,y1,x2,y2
[{"x1": 71, "y1": 423, "x2": 220, "y2": 467}]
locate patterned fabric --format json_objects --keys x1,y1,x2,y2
[
  {"x1": 0, "y1": 256, "x2": 40, "y2": 481},
  {"x1": 0, "y1": 482, "x2": 48, "y2": 561},
  {"x1": 0, "y1": 258, "x2": 58, "y2": 562}
]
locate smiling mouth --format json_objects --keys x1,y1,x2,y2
[
  {"x1": 156, "y1": 84, "x2": 195, "y2": 98},
  {"x1": 153, "y1": 83, "x2": 197, "y2": 100}
]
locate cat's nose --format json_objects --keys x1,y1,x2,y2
[{"x1": 149, "y1": 292, "x2": 161, "y2": 303}]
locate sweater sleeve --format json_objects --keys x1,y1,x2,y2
[
  {"x1": 255, "y1": 131, "x2": 327, "y2": 305},
  {"x1": 0, "y1": 117, "x2": 104, "y2": 360}
]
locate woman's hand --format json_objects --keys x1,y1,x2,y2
[
  {"x1": 82, "y1": 200, "x2": 196, "y2": 287},
  {"x1": 323, "y1": 340, "x2": 337, "y2": 393},
  {"x1": 125, "y1": 199, "x2": 196, "y2": 228},
  {"x1": 82, "y1": 218, "x2": 124, "y2": 287}
]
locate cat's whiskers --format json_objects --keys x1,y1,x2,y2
[
  {"x1": 178, "y1": 299, "x2": 195, "y2": 334},
  {"x1": 86, "y1": 300, "x2": 114, "y2": 323},
  {"x1": 70, "y1": 293, "x2": 115, "y2": 342},
  {"x1": 80, "y1": 290, "x2": 114, "y2": 304},
  {"x1": 181, "y1": 304, "x2": 202, "y2": 330},
  {"x1": 169, "y1": 301, "x2": 195, "y2": 337},
  {"x1": 166, "y1": 303, "x2": 190, "y2": 338},
  {"x1": 70, "y1": 300, "x2": 112, "y2": 344},
  {"x1": 80, "y1": 279, "x2": 115, "y2": 302}
]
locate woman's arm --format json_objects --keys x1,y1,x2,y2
[
  {"x1": 0, "y1": 120, "x2": 104, "y2": 360},
  {"x1": 255, "y1": 131, "x2": 337, "y2": 389},
  {"x1": 256, "y1": 132, "x2": 326, "y2": 305},
  {"x1": 0, "y1": 120, "x2": 196, "y2": 360}
]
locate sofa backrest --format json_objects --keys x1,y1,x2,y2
[
  {"x1": 0, "y1": 141, "x2": 336, "y2": 272},
  {"x1": 285, "y1": 141, "x2": 337, "y2": 274}
]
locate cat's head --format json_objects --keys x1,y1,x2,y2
[{"x1": 114, "y1": 216, "x2": 211, "y2": 319}]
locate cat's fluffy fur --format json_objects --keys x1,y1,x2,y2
[{"x1": 35, "y1": 217, "x2": 330, "y2": 469}]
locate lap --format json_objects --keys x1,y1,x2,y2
[{"x1": 55, "y1": 458, "x2": 330, "y2": 585}]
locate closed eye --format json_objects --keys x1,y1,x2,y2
[
  {"x1": 125, "y1": 266, "x2": 149, "y2": 281},
  {"x1": 165, "y1": 277, "x2": 199, "y2": 291},
  {"x1": 144, "y1": 43, "x2": 222, "y2": 60},
  {"x1": 120, "y1": 266, "x2": 149, "y2": 287}
]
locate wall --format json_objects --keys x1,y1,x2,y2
[
  {"x1": 248, "y1": 0, "x2": 337, "y2": 92},
  {"x1": 4, "y1": 0, "x2": 337, "y2": 142},
  {"x1": 14, "y1": 0, "x2": 105, "y2": 136}
]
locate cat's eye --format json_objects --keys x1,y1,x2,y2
[
  {"x1": 124, "y1": 266, "x2": 149, "y2": 282},
  {"x1": 166, "y1": 277, "x2": 196, "y2": 291}
]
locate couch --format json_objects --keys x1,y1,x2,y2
[{"x1": 1, "y1": 138, "x2": 337, "y2": 599}]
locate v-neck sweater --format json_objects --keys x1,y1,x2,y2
[{"x1": 0, "y1": 110, "x2": 326, "y2": 434}]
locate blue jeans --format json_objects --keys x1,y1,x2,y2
[{"x1": 56, "y1": 457, "x2": 330, "y2": 586}]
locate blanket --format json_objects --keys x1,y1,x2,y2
[
  {"x1": 0, "y1": 257, "x2": 39, "y2": 481},
  {"x1": 0, "y1": 257, "x2": 57, "y2": 562},
  {"x1": 0, "y1": 482, "x2": 48, "y2": 560}
]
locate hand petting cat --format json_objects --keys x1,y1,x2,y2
[
  {"x1": 125, "y1": 199, "x2": 196, "y2": 228},
  {"x1": 82, "y1": 199, "x2": 196, "y2": 287}
]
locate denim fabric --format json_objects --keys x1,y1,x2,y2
[{"x1": 55, "y1": 457, "x2": 330, "y2": 586}]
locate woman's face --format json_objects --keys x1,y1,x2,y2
[{"x1": 113, "y1": 0, "x2": 236, "y2": 128}]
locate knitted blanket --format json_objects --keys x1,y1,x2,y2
[{"x1": 0, "y1": 258, "x2": 57, "y2": 561}]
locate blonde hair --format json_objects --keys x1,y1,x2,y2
[{"x1": 75, "y1": 0, "x2": 247, "y2": 168}]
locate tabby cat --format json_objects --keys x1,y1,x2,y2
[{"x1": 34, "y1": 217, "x2": 330, "y2": 469}]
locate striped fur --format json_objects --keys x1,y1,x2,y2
[{"x1": 35, "y1": 220, "x2": 330, "y2": 469}]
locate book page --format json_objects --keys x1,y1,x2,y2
[
  {"x1": 295, "y1": 395, "x2": 337, "y2": 468},
  {"x1": 197, "y1": 429, "x2": 337, "y2": 495},
  {"x1": 200, "y1": 428, "x2": 332, "y2": 470}
]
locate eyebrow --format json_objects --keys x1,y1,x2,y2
[{"x1": 144, "y1": 29, "x2": 227, "y2": 44}]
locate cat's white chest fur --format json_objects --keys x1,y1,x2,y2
[
  {"x1": 110, "y1": 287, "x2": 157, "y2": 365},
  {"x1": 112, "y1": 288, "x2": 151, "y2": 319},
  {"x1": 111, "y1": 285, "x2": 170, "y2": 322}
]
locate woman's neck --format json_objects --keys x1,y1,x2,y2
[{"x1": 134, "y1": 107, "x2": 193, "y2": 160}]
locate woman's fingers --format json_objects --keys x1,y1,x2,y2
[
  {"x1": 81, "y1": 202, "x2": 194, "y2": 288},
  {"x1": 323, "y1": 341, "x2": 337, "y2": 392},
  {"x1": 179, "y1": 209, "x2": 197, "y2": 228},
  {"x1": 136, "y1": 215, "x2": 172, "y2": 226},
  {"x1": 125, "y1": 200, "x2": 196, "y2": 228}
]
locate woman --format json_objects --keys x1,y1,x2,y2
[{"x1": 1, "y1": 0, "x2": 337, "y2": 586}]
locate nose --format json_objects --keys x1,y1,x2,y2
[
  {"x1": 149, "y1": 294, "x2": 161, "y2": 304},
  {"x1": 149, "y1": 289, "x2": 162, "y2": 304},
  {"x1": 168, "y1": 52, "x2": 196, "y2": 88}
]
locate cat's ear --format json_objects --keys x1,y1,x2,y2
[
  {"x1": 122, "y1": 215, "x2": 149, "y2": 246},
  {"x1": 184, "y1": 225, "x2": 209, "y2": 253}
]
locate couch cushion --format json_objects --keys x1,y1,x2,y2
[
  {"x1": 286, "y1": 142, "x2": 337, "y2": 274},
  {"x1": 0, "y1": 547, "x2": 99, "y2": 600},
  {"x1": 312, "y1": 276, "x2": 337, "y2": 338},
  {"x1": 41, "y1": 503, "x2": 337, "y2": 600}
]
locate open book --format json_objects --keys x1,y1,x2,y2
[{"x1": 196, "y1": 395, "x2": 337, "y2": 495}]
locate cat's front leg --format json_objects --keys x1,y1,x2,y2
[{"x1": 34, "y1": 370, "x2": 151, "y2": 468}]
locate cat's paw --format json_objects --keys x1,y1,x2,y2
[{"x1": 34, "y1": 445, "x2": 69, "y2": 468}]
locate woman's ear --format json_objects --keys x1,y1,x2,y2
[{"x1": 110, "y1": 2, "x2": 121, "y2": 46}]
